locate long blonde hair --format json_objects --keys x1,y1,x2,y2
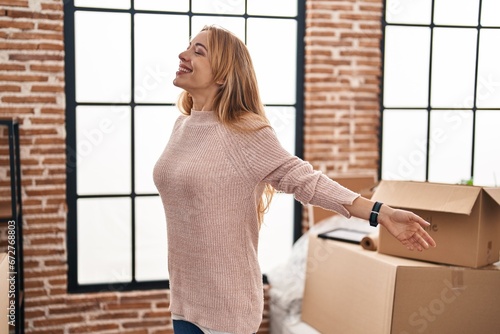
[{"x1": 177, "y1": 25, "x2": 274, "y2": 226}]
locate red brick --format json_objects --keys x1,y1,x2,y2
[
  {"x1": 41, "y1": 2, "x2": 63, "y2": 11},
  {"x1": 2, "y1": 95, "x2": 57, "y2": 104},
  {"x1": 0, "y1": 84, "x2": 21, "y2": 92},
  {"x1": 6, "y1": 10, "x2": 63, "y2": 21},
  {"x1": 39, "y1": 42, "x2": 64, "y2": 51},
  {"x1": 40, "y1": 107, "x2": 64, "y2": 114},
  {"x1": 27, "y1": 329, "x2": 64, "y2": 334},
  {"x1": 33, "y1": 315, "x2": 87, "y2": 328},
  {"x1": 0, "y1": 0, "x2": 28, "y2": 7},
  {"x1": 89, "y1": 311, "x2": 139, "y2": 321},
  {"x1": 25, "y1": 309, "x2": 46, "y2": 319},
  {"x1": 30, "y1": 64, "x2": 64, "y2": 73},
  {"x1": 0, "y1": 107, "x2": 34, "y2": 114},
  {"x1": 31, "y1": 85, "x2": 64, "y2": 92},
  {"x1": 105, "y1": 302, "x2": 152, "y2": 311},
  {"x1": 38, "y1": 22, "x2": 63, "y2": 32},
  {"x1": 0, "y1": 63, "x2": 26, "y2": 71},
  {"x1": 25, "y1": 288, "x2": 49, "y2": 298},
  {"x1": 0, "y1": 41, "x2": 38, "y2": 50},
  {"x1": 143, "y1": 311, "x2": 170, "y2": 318},
  {"x1": 9, "y1": 53, "x2": 64, "y2": 61},
  {"x1": 35, "y1": 137, "x2": 66, "y2": 145},
  {"x1": 0, "y1": 74, "x2": 48, "y2": 82},
  {"x1": 25, "y1": 280, "x2": 45, "y2": 289},
  {"x1": 48, "y1": 277, "x2": 67, "y2": 286},
  {"x1": 10, "y1": 31, "x2": 63, "y2": 41},
  {"x1": 0, "y1": 18, "x2": 34, "y2": 29},
  {"x1": 152, "y1": 329, "x2": 174, "y2": 334},
  {"x1": 122, "y1": 319, "x2": 169, "y2": 328},
  {"x1": 30, "y1": 146, "x2": 65, "y2": 154},
  {"x1": 31, "y1": 117, "x2": 65, "y2": 125},
  {"x1": 30, "y1": 237, "x2": 64, "y2": 246}
]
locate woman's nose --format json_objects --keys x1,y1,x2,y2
[{"x1": 179, "y1": 50, "x2": 189, "y2": 61}]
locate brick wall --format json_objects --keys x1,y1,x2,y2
[
  {"x1": 303, "y1": 0, "x2": 382, "y2": 230},
  {"x1": 0, "y1": 0, "x2": 382, "y2": 332},
  {"x1": 304, "y1": 0, "x2": 381, "y2": 174}
]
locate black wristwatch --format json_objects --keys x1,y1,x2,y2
[{"x1": 369, "y1": 201, "x2": 383, "y2": 227}]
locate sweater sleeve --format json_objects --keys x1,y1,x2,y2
[{"x1": 229, "y1": 122, "x2": 360, "y2": 217}]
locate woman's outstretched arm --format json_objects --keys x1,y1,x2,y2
[{"x1": 345, "y1": 196, "x2": 437, "y2": 252}]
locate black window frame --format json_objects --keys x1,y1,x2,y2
[
  {"x1": 64, "y1": 0, "x2": 306, "y2": 293},
  {"x1": 379, "y1": 0, "x2": 500, "y2": 183}
]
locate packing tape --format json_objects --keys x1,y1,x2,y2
[
  {"x1": 361, "y1": 233, "x2": 379, "y2": 251},
  {"x1": 451, "y1": 268, "x2": 465, "y2": 289}
]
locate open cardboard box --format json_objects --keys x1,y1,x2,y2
[
  {"x1": 302, "y1": 236, "x2": 500, "y2": 334},
  {"x1": 371, "y1": 180, "x2": 500, "y2": 268}
]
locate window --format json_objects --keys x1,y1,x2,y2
[
  {"x1": 381, "y1": 0, "x2": 500, "y2": 186},
  {"x1": 64, "y1": 0, "x2": 305, "y2": 292}
]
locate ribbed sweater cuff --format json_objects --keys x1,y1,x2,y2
[{"x1": 309, "y1": 175, "x2": 360, "y2": 217}]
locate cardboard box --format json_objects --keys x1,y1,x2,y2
[
  {"x1": 371, "y1": 180, "x2": 500, "y2": 268},
  {"x1": 0, "y1": 253, "x2": 9, "y2": 334},
  {"x1": 301, "y1": 236, "x2": 500, "y2": 334},
  {"x1": 334, "y1": 174, "x2": 378, "y2": 199}
]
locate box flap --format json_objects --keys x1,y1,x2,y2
[
  {"x1": 484, "y1": 188, "x2": 500, "y2": 206},
  {"x1": 372, "y1": 180, "x2": 481, "y2": 215}
]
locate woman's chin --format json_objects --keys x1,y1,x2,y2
[{"x1": 173, "y1": 78, "x2": 180, "y2": 87}]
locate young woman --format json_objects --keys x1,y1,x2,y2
[{"x1": 153, "y1": 25, "x2": 436, "y2": 334}]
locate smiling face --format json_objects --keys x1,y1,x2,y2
[{"x1": 173, "y1": 30, "x2": 220, "y2": 104}]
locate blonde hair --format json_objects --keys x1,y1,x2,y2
[{"x1": 177, "y1": 25, "x2": 274, "y2": 226}]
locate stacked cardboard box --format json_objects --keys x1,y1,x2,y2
[
  {"x1": 302, "y1": 181, "x2": 500, "y2": 333},
  {"x1": 372, "y1": 180, "x2": 500, "y2": 268}
]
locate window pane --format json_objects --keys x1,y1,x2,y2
[
  {"x1": 75, "y1": 0, "x2": 130, "y2": 9},
  {"x1": 75, "y1": 11, "x2": 131, "y2": 103},
  {"x1": 431, "y1": 28, "x2": 477, "y2": 108},
  {"x1": 381, "y1": 110, "x2": 428, "y2": 181},
  {"x1": 481, "y1": 0, "x2": 500, "y2": 27},
  {"x1": 78, "y1": 197, "x2": 132, "y2": 284},
  {"x1": 247, "y1": 0, "x2": 297, "y2": 17},
  {"x1": 428, "y1": 110, "x2": 473, "y2": 184},
  {"x1": 433, "y1": 0, "x2": 479, "y2": 26},
  {"x1": 384, "y1": 26, "x2": 430, "y2": 108},
  {"x1": 267, "y1": 107, "x2": 296, "y2": 154},
  {"x1": 259, "y1": 193, "x2": 294, "y2": 274},
  {"x1": 476, "y1": 29, "x2": 500, "y2": 108},
  {"x1": 259, "y1": 107, "x2": 296, "y2": 273},
  {"x1": 134, "y1": 0, "x2": 188, "y2": 12},
  {"x1": 474, "y1": 110, "x2": 500, "y2": 186},
  {"x1": 191, "y1": 16, "x2": 245, "y2": 42},
  {"x1": 192, "y1": 0, "x2": 244, "y2": 15},
  {"x1": 135, "y1": 196, "x2": 168, "y2": 281},
  {"x1": 135, "y1": 106, "x2": 180, "y2": 194},
  {"x1": 76, "y1": 106, "x2": 131, "y2": 195},
  {"x1": 247, "y1": 18, "x2": 297, "y2": 105},
  {"x1": 385, "y1": 0, "x2": 432, "y2": 24},
  {"x1": 135, "y1": 14, "x2": 187, "y2": 103}
]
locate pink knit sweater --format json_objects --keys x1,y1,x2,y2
[{"x1": 153, "y1": 110, "x2": 359, "y2": 334}]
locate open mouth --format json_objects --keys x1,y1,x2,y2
[{"x1": 177, "y1": 65, "x2": 192, "y2": 74}]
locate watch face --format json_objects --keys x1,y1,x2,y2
[{"x1": 369, "y1": 212, "x2": 379, "y2": 227}]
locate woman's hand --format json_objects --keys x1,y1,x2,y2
[
  {"x1": 378, "y1": 206, "x2": 437, "y2": 252},
  {"x1": 345, "y1": 197, "x2": 437, "y2": 251}
]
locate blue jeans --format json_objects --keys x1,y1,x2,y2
[
  {"x1": 172, "y1": 320, "x2": 255, "y2": 334},
  {"x1": 173, "y1": 320, "x2": 204, "y2": 334}
]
